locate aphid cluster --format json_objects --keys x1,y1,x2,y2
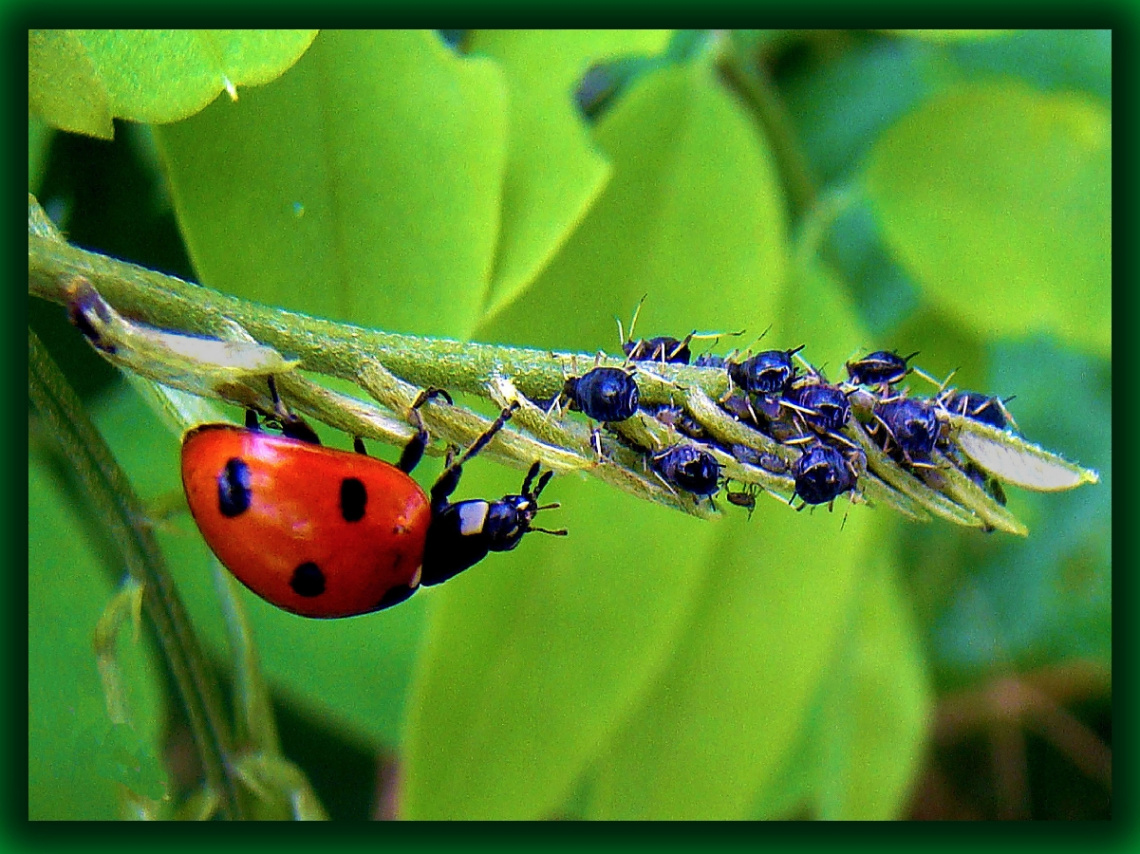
[{"x1": 543, "y1": 311, "x2": 1022, "y2": 522}]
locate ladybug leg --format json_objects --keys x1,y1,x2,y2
[
  {"x1": 262, "y1": 376, "x2": 321, "y2": 444},
  {"x1": 429, "y1": 403, "x2": 519, "y2": 509},
  {"x1": 245, "y1": 409, "x2": 261, "y2": 430},
  {"x1": 398, "y1": 387, "x2": 454, "y2": 473},
  {"x1": 354, "y1": 436, "x2": 367, "y2": 455}
]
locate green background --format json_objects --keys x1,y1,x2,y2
[{"x1": 28, "y1": 29, "x2": 1110, "y2": 820}]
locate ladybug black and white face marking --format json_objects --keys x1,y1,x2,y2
[
  {"x1": 421, "y1": 462, "x2": 564, "y2": 587},
  {"x1": 845, "y1": 350, "x2": 919, "y2": 387},
  {"x1": 563, "y1": 366, "x2": 640, "y2": 423}
]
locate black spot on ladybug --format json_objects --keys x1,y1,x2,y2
[
  {"x1": 217, "y1": 457, "x2": 252, "y2": 518},
  {"x1": 376, "y1": 583, "x2": 416, "y2": 611},
  {"x1": 340, "y1": 477, "x2": 367, "y2": 522},
  {"x1": 291, "y1": 562, "x2": 326, "y2": 597}
]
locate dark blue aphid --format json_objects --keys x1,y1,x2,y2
[
  {"x1": 727, "y1": 346, "x2": 805, "y2": 395},
  {"x1": 788, "y1": 383, "x2": 851, "y2": 433},
  {"x1": 845, "y1": 350, "x2": 918, "y2": 387},
  {"x1": 647, "y1": 403, "x2": 707, "y2": 440},
  {"x1": 651, "y1": 444, "x2": 721, "y2": 497},
  {"x1": 941, "y1": 390, "x2": 1012, "y2": 430},
  {"x1": 875, "y1": 398, "x2": 940, "y2": 463},
  {"x1": 624, "y1": 336, "x2": 693, "y2": 365},
  {"x1": 792, "y1": 443, "x2": 857, "y2": 506},
  {"x1": 563, "y1": 367, "x2": 639, "y2": 423}
]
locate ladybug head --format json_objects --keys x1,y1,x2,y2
[{"x1": 484, "y1": 462, "x2": 567, "y2": 552}]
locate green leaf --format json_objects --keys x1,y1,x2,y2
[
  {"x1": 883, "y1": 30, "x2": 1015, "y2": 43},
  {"x1": 29, "y1": 402, "x2": 168, "y2": 819},
  {"x1": 583, "y1": 502, "x2": 870, "y2": 819},
  {"x1": 29, "y1": 115, "x2": 54, "y2": 192},
  {"x1": 865, "y1": 81, "x2": 1111, "y2": 357},
  {"x1": 402, "y1": 474, "x2": 719, "y2": 819},
  {"x1": 469, "y1": 30, "x2": 671, "y2": 320},
  {"x1": 479, "y1": 57, "x2": 787, "y2": 352},
  {"x1": 29, "y1": 29, "x2": 317, "y2": 139},
  {"x1": 156, "y1": 30, "x2": 508, "y2": 338},
  {"x1": 812, "y1": 533, "x2": 931, "y2": 820}
]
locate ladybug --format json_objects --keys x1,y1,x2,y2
[
  {"x1": 561, "y1": 366, "x2": 640, "y2": 423},
  {"x1": 873, "y1": 397, "x2": 941, "y2": 465},
  {"x1": 791, "y1": 443, "x2": 858, "y2": 507},
  {"x1": 727, "y1": 346, "x2": 805, "y2": 395},
  {"x1": 181, "y1": 388, "x2": 564, "y2": 618},
  {"x1": 845, "y1": 350, "x2": 919, "y2": 387},
  {"x1": 650, "y1": 443, "x2": 721, "y2": 498}
]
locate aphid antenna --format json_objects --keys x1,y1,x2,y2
[
  {"x1": 912, "y1": 365, "x2": 957, "y2": 393},
  {"x1": 823, "y1": 430, "x2": 861, "y2": 451},
  {"x1": 617, "y1": 293, "x2": 650, "y2": 346}
]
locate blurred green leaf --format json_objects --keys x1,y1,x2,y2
[
  {"x1": 865, "y1": 81, "x2": 1110, "y2": 357},
  {"x1": 402, "y1": 473, "x2": 718, "y2": 819},
  {"x1": 948, "y1": 29, "x2": 1111, "y2": 103},
  {"x1": 812, "y1": 533, "x2": 931, "y2": 819},
  {"x1": 926, "y1": 339, "x2": 1110, "y2": 684},
  {"x1": 156, "y1": 30, "x2": 508, "y2": 338},
  {"x1": 480, "y1": 57, "x2": 787, "y2": 351},
  {"x1": 404, "y1": 56, "x2": 790, "y2": 819},
  {"x1": 29, "y1": 399, "x2": 168, "y2": 819},
  {"x1": 883, "y1": 30, "x2": 1014, "y2": 43},
  {"x1": 469, "y1": 30, "x2": 671, "y2": 320},
  {"x1": 584, "y1": 503, "x2": 870, "y2": 819},
  {"x1": 29, "y1": 116, "x2": 54, "y2": 192},
  {"x1": 29, "y1": 29, "x2": 317, "y2": 139}
]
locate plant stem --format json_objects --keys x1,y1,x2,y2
[{"x1": 29, "y1": 330, "x2": 247, "y2": 819}]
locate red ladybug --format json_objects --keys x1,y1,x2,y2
[{"x1": 181, "y1": 389, "x2": 564, "y2": 618}]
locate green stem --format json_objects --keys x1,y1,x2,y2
[
  {"x1": 28, "y1": 225, "x2": 734, "y2": 408},
  {"x1": 28, "y1": 330, "x2": 247, "y2": 819},
  {"x1": 714, "y1": 35, "x2": 818, "y2": 223}
]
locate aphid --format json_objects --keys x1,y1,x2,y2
[
  {"x1": 786, "y1": 382, "x2": 851, "y2": 433},
  {"x1": 646, "y1": 403, "x2": 707, "y2": 440},
  {"x1": 939, "y1": 390, "x2": 1017, "y2": 431},
  {"x1": 727, "y1": 346, "x2": 806, "y2": 396},
  {"x1": 845, "y1": 350, "x2": 919, "y2": 387},
  {"x1": 791, "y1": 443, "x2": 858, "y2": 507},
  {"x1": 562, "y1": 366, "x2": 640, "y2": 423},
  {"x1": 650, "y1": 444, "x2": 722, "y2": 498},
  {"x1": 873, "y1": 397, "x2": 941, "y2": 465},
  {"x1": 617, "y1": 294, "x2": 739, "y2": 365},
  {"x1": 725, "y1": 481, "x2": 761, "y2": 519}
]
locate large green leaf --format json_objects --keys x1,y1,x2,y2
[
  {"x1": 156, "y1": 30, "x2": 508, "y2": 338},
  {"x1": 469, "y1": 30, "x2": 671, "y2": 320},
  {"x1": 865, "y1": 81, "x2": 1111, "y2": 357},
  {"x1": 29, "y1": 29, "x2": 317, "y2": 139},
  {"x1": 812, "y1": 530, "x2": 931, "y2": 820},
  {"x1": 479, "y1": 57, "x2": 787, "y2": 351},
  {"x1": 584, "y1": 502, "x2": 869, "y2": 819},
  {"x1": 402, "y1": 475, "x2": 717, "y2": 820}
]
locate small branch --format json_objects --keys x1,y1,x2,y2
[{"x1": 29, "y1": 330, "x2": 247, "y2": 819}]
